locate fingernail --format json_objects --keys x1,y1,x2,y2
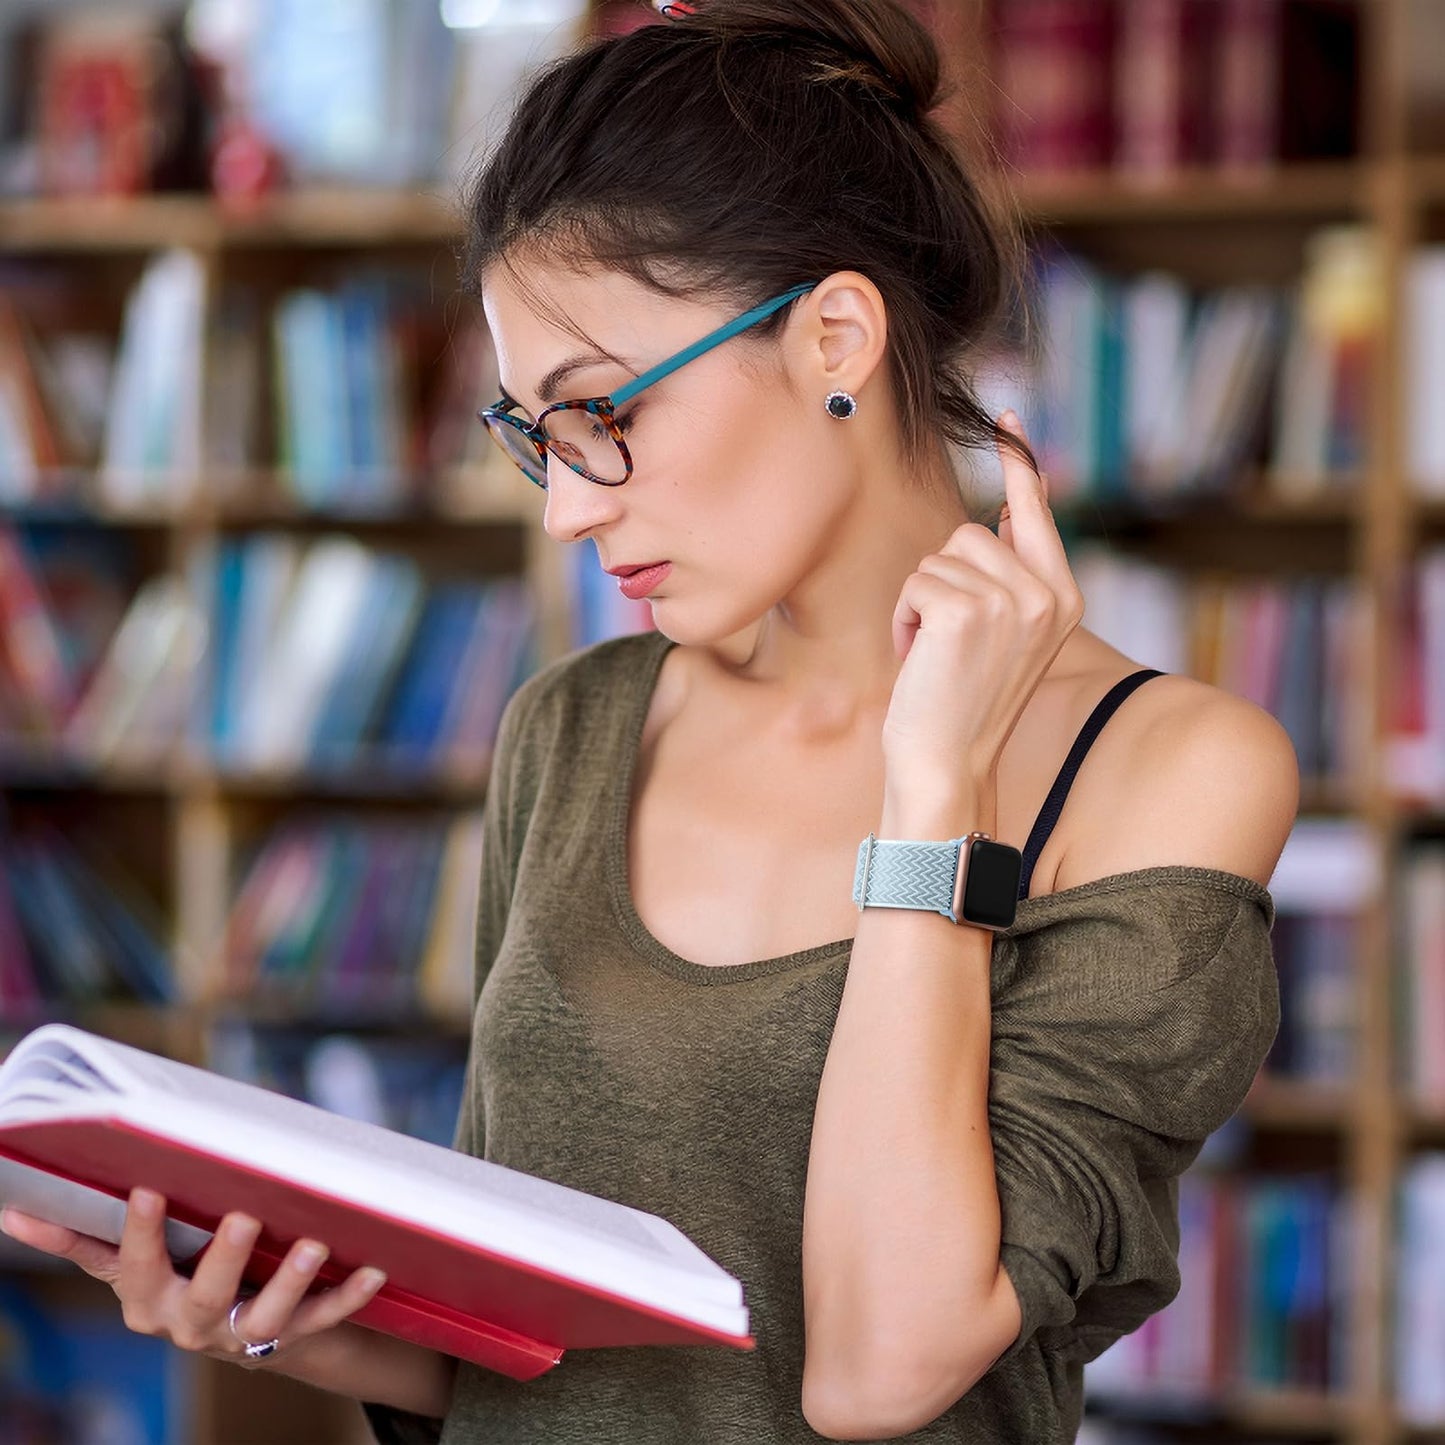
[
  {"x1": 1000, "y1": 408, "x2": 1019, "y2": 427},
  {"x1": 131, "y1": 1189, "x2": 161, "y2": 1219},
  {"x1": 0, "y1": 1209, "x2": 13, "y2": 1237},
  {"x1": 294, "y1": 1241, "x2": 328, "y2": 1272},
  {"x1": 225, "y1": 1215, "x2": 259, "y2": 1245},
  {"x1": 359, "y1": 1268, "x2": 387, "y2": 1294}
]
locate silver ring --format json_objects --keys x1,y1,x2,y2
[{"x1": 228, "y1": 1297, "x2": 280, "y2": 1360}]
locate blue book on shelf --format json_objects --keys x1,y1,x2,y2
[
  {"x1": 308, "y1": 553, "x2": 425, "y2": 768},
  {"x1": 1274, "y1": 581, "x2": 1324, "y2": 779},
  {"x1": 208, "y1": 538, "x2": 248, "y2": 756},
  {"x1": 338, "y1": 278, "x2": 394, "y2": 502},
  {"x1": 3, "y1": 843, "x2": 109, "y2": 1000},
  {"x1": 275, "y1": 289, "x2": 346, "y2": 506},
  {"x1": 379, "y1": 584, "x2": 486, "y2": 762},
  {"x1": 1094, "y1": 276, "x2": 1128, "y2": 499},
  {"x1": 43, "y1": 838, "x2": 174, "y2": 1005}
]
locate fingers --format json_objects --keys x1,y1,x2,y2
[
  {"x1": 990, "y1": 410, "x2": 1071, "y2": 584},
  {"x1": 221, "y1": 1235, "x2": 330, "y2": 1352},
  {"x1": 1, "y1": 1208, "x2": 121, "y2": 1281},
  {"x1": 117, "y1": 1188, "x2": 179, "y2": 1297},
  {"x1": 248, "y1": 1257, "x2": 388, "y2": 1346},
  {"x1": 173, "y1": 1211, "x2": 263, "y2": 1350}
]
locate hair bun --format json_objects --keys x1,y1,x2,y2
[{"x1": 675, "y1": 0, "x2": 942, "y2": 120}]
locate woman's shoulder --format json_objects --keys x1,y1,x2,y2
[
  {"x1": 1043, "y1": 630, "x2": 1298, "y2": 902},
  {"x1": 505, "y1": 630, "x2": 671, "y2": 729}
]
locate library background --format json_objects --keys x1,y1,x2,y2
[{"x1": 0, "y1": 0, "x2": 1440, "y2": 1441}]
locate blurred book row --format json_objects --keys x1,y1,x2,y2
[
  {"x1": 1081, "y1": 541, "x2": 1445, "y2": 811},
  {"x1": 1081, "y1": 1150, "x2": 1445, "y2": 1430},
  {"x1": 1394, "y1": 846, "x2": 1445, "y2": 1109},
  {"x1": 1087, "y1": 1169, "x2": 1346, "y2": 1402},
  {"x1": 979, "y1": 230, "x2": 1445, "y2": 506},
  {"x1": 0, "y1": 527, "x2": 537, "y2": 781},
  {"x1": 0, "y1": 821, "x2": 172, "y2": 1015},
  {"x1": 0, "y1": 0, "x2": 592, "y2": 201},
  {"x1": 13, "y1": 235, "x2": 1445, "y2": 515},
  {"x1": 1070, "y1": 543, "x2": 1371, "y2": 787},
  {"x1": 1254, "y1": 816, "x2": 1375, "y2": 1094},
  {"x1": 987, "y1": 0, "x2": 1360, "y2": 177},
  {"x1": 0, "y1": 253, "x2": 504, "y2": 512},
  {"x1": 219, "y1": 811, "x2": 484, "y2": 1023},
  {"x1": 0, "y1": 808, "x2": 486, "y2": 1027}
]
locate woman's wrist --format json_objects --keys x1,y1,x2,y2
[{"x1": 879, "y1": 772, "x2": 998, "y2": 841}]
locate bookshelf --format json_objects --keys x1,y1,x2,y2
[
  {"x1": 954, "y1": 1, "x2": 1443, "y2": 1443},
  {"x1": 0, "y1": 183, "x2": 537, "y2": 1442},
  {"x1": 0, "y1": 0, "x2": 1441, "y2": 1441}
]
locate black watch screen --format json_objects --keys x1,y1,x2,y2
[{"x1": 961, "y1": 839, "x2": 1023, "y2": 930}]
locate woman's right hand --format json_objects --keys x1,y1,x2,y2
[{"x1": 0, "y1": 1186, "x2": 387, "y2": 1369}]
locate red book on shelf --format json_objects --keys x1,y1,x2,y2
[
  {"x1": 0, "y1": 1024, "x2": 753, "y2": 1379},
  {"x1": 988, "y1": 0, "x2": 1117, "y2": 174},
  {"x1": 1113, "y1": 0, "x2": 1220, "y2": 177},
  {"x1": 1210, "y1": 0, "x2": 1281, "y2": 170}
]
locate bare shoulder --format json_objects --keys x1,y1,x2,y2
[{"x1": 1049, "y1": 639, "x2": 1301, "y2": 894}]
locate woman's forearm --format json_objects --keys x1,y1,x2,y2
[
  {"x1": 249, "y1": 1322, "x2": 457, "y2": 1417},
  {"x1": 800, "y1": 778, "x2": 1019, "y2": 1436}
]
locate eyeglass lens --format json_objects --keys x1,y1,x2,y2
[
  {"x1": 484, "y1": 408, "x2": 628, "y2": 488},
  {"x1": 540, "y1": 407, "x2": 628, "y2": 484}
]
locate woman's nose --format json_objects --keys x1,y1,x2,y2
[{"x1": 541, "y1": 457, "x2": 626, "y2": 543}]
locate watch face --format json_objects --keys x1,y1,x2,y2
[{"x1": 960, "y1": 839, "x2": 1023, "y2": 929}]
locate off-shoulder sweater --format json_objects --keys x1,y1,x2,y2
[{"x1": 364, "y1": 628, "x2": 1280, "y2": 1445}]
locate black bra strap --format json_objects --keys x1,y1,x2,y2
[{"x1": 1016, "y1": 668, "x2": 1166, "y2": 901}]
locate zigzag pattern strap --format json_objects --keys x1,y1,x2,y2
[{"x1": 853, "y1": 835, "x2": 962, "y2": 919}]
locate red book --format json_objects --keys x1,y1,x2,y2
[
  {"x1": 1210, "y1": 0, "x2": 1281, "y2": 170},
  {"x1": 0, "y1": 1024, "x2": 753, "y2": 1378},
  {"x1": 0, "y1": 527, "x2": 75, "y2": 735},
  {"x1": 1113, "y1": 0, "x2": 1220, "y2": 177},
  {"x1": 988, "y1": 0, "x2": 1117, "y2": 175}
]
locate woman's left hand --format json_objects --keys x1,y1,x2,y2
[{"x1": 882, "y1": 411, "x2": 1085, "y2": 809}]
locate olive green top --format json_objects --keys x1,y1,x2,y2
[{"x1": 364, "y1": 630, "x2": 1279, "y2": 1445}]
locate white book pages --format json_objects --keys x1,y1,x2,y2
[{"x1": 0, "y1": 1025, "x2": 746, "y2": 1336}]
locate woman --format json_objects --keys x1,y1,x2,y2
[{"x1": 1, "y1": 2, "x2": 1296, "y2": 1440}]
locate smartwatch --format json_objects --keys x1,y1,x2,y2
[{"x1": 852, "y1": 831, "x2": 1022, "y2": 932}]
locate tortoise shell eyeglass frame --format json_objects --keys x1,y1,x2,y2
[{"x1": 477, "y1": 283, "x2": 818, "y2": 490}]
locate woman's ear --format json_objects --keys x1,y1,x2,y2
[{"x1": 792, "y1": 271, "x2": 889, "y2": 398}]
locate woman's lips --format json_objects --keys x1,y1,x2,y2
[{"x1": 616, "y1": 563, "x2": 671, "y2": 601}]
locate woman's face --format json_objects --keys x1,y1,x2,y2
[{"x1": 481, "y1": 261, "x2": 866, "y2": 647}]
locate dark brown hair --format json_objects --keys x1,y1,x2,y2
[{"x1": 461, "y1": 0, "x2": 1038, "y2": 492}]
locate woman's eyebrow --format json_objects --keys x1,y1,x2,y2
[{"x1": 536, "y1": 350, "x2": 636, "y2": 404}]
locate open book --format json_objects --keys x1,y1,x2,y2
[{"x1": 0, "y1": 1024, "x2": 753, "y2": 1377}]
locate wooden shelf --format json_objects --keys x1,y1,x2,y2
[
  {"x1": 0, "y1": 188, "x2": 463, "y2": 253},
  {"x1": 1245, "y1": 1076, "x2": 1355, "y2": 1133},
  {"x1": 0, "y1": 753, "x2": 492, "y2": 801},
  {"x1": 1408, "y1": 154, "x2": 1445, "y2": 204},
  {"x1": 1087, "y1": 1385, "x2": 1356, "y2": 1436},
  {"x1": 1053, "y1": 485, "x2": 1363, "y2": 530},
  {"x1": 0, "y1": 467, "x2": 533, "y2": 531},
  {"x1": 0, "y1": 162, "x2": 1379, "y2": 256},
  {"x1": 1009, "y1": 161, "x2": 1369, "y2": 225}
]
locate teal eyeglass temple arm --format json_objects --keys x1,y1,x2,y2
[{"x1": 608, "y1": 283, "x2": 818, "y2": 408}]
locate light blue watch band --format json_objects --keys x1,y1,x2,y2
[{"x1": 852, "y1": 833, "x2": 968, "y2": 922}]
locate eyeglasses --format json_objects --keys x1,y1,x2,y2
[{"x1": 478, "y1": 283, "x2": 817, "y2": 490}]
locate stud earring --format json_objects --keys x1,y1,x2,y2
[{"x1": 824, "y1": 390, "x2": 858, "y2": 420}]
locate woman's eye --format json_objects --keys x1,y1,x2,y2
[{"x1": 594, "y1": 409, "x2": 638, "y2": 441}]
